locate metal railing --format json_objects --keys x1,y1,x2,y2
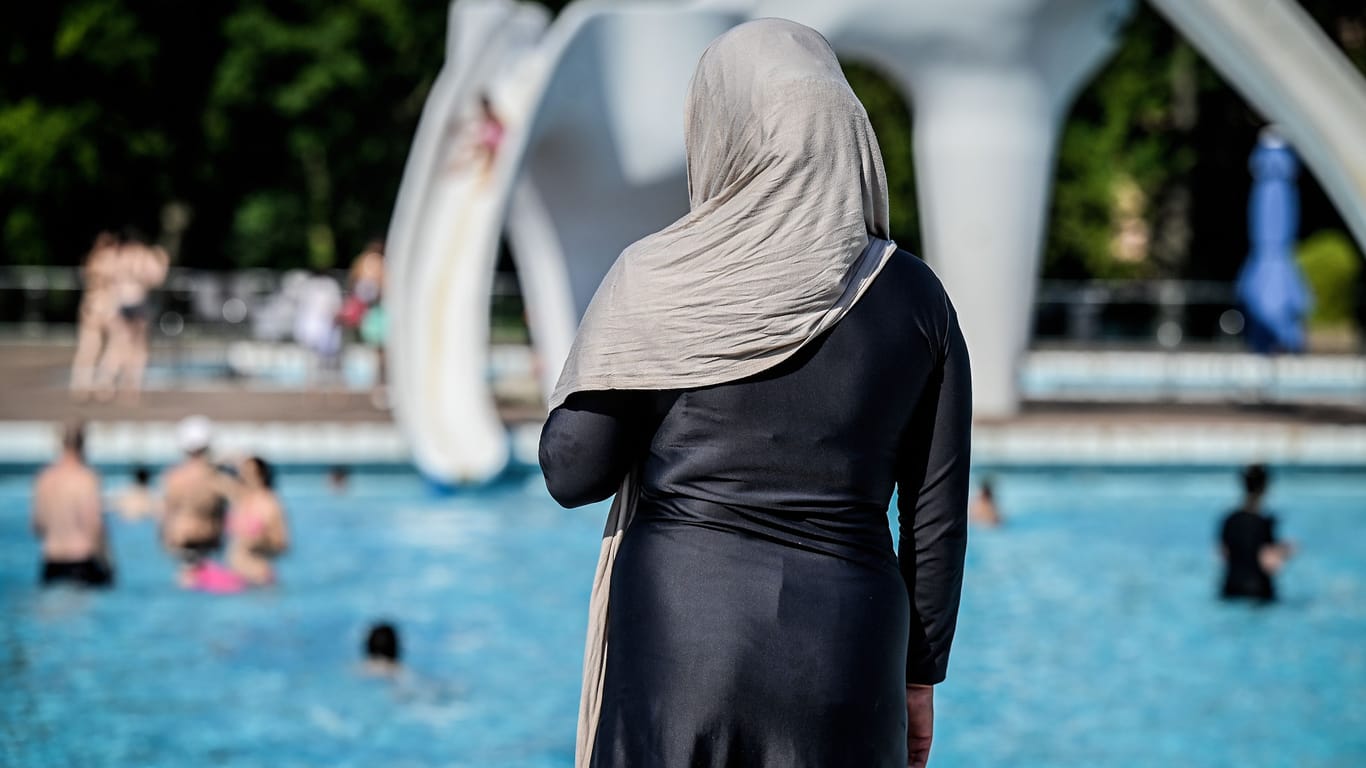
[
  {"x1": 0, "y1": 266, "x2": 1269, "y2": 349},
  {"x1": 0, "y1": 265, "x2": 526, "y2": 342},
  {"x1": 1033, "y1": 279, "x2": 1245, "y2": 348}
]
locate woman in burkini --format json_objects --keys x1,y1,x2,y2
[{"x1": 540, "y1": 20, "x2": 970, "y2": 768}]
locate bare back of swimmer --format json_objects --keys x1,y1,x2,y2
[
  {"x1": 32, "y1": 423, "x2": 112, "y2": 586},
  {"x1": 160, "y1": 418, "x2": 227, "y2": 563}
]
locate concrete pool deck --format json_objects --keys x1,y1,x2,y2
[{"x1": 1, "y1": 340, "x2": 1363, "y2": 467}]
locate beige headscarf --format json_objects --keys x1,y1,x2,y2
[
  {"x1": 558, "y1": 19, "x2": 898, "y2": 766},
  {"x1": 549, "y1": 18, "x2": 897, "y2": 409}
]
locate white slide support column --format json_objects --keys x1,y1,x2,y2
[
  {"x1": 847, "y1": 0, "x2": 1133, "y2": 417},
  {"x1": 910, "y1": 74, "x2": 1062, "y2": 418}
]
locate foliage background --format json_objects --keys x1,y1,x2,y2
[{"x1": 1, "y1": 1, "x2": 1362, "y2": 288}]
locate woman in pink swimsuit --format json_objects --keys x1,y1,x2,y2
[
  {"x1": 184, "y1": 456, "x2": 288, "y2": 593},
  {"x1": 224, "y1": 456, "x2": 289, "y2": 586}
]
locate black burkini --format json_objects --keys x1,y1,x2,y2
[
  {"x1": 1219, "y1": 509, "x2": 1278, "y2": 601},
  {"x1": 540, "y1": 250, "x2": 971, "y2": 768},
  {"x1": 41, "y1": 558, "x2": 113, "y2": 588}
]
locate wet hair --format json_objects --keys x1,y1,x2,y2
[
  {"x1": 1242, "y1": 464, "x2": 1269, "y2": 497},
  {"x1": 61, "y1": 421, "x2": 85, "y2": 455},
  {"x1": 365, "y1": 622, "x2": 400, "y2": 663},
  {"x1": 979, "y1": 478, "x2": 995, "y2": 499},
  {"x1": 133, "y1": 465, "x2": 151, "y2": 486},
  {"x1": 246, "y1": 456, "x2": 275, "y2": 489}
]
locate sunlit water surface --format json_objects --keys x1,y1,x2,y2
[{"x1": 2, "y1": 467, "x2": 1363, "y2": 767}]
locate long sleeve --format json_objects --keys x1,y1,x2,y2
[
  {"x1": 895, "y1": 307, "x2": 972, "y2": 685},
  {"x1": 539, "y1": 391, "x2": 650, "y2": 508}
]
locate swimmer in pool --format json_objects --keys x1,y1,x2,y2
[
  {"x1": 221, "y1": 456, "x2": 290, "y2": 587},
  {"x1": 1218, "y1": 464, "x2": 1295, "y2": 602},
  {"x1": 363, "y1": 622, "x2": 402, "y2": 675},
  {"x1": 113, "y1": 465, "x2": 161, "y2": 521},
  {"x1": 161, "y1": 417, "x2": 228, "y2": 575},
  {"x1": 969, "y1": 478, "x2": 1004, "y2": 527},
  {"x1": 327, "y1": 465, "x2": 350, "y2": 494},
  {"x1": 32, "y1": 422, "x2": 114, "y2": 587}
]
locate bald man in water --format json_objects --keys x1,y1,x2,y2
[{"x1": 32, "y1": 422, "x2": 113, "y2": 587}]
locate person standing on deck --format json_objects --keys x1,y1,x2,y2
[
  {"x1": 94, "y1": 238, "x2": 168, "y2": 403},
  {"x1": 70, "y1": 232, "x2": 119, "y2": 401},
  {"x1": 32, "y1": 422, "x2": 113, "y2": 587}
]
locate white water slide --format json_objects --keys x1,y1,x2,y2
[
  {"x1": 387, "y1": 0, "x2": 1366, "y2": 485},
  {"x1": 386, "y1": 0, "x2": 742, "y2": 483},
  {"x1": 385, "y1": 1, "x2": 548, "y2": 484}
]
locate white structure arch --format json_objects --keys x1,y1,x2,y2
[{"x1": 387, "y1": 0, "x2": 1366, "y2": 484}]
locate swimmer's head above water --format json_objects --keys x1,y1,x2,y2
[
  {"x1": 364, "y1": 622, "x2": 401, "y2": 668},
  {"x1": 1242, "y1": 464, "x2": 1269, "y2": 498}
]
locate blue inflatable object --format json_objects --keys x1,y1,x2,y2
[{"x1": 1235, "y1": 131, "x2": 1311, "y2": 354}]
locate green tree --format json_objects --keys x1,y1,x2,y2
[
  {"x1": 1297, "y1": 230, "x2": 1361, "y2": 330},
  {"x1": 1047, "y1": 8, "x2": 1195, "y2": 279},
  {"x1": 206, "y1": 0, "x2": 446, "y2": 270},
  {"x1": 0, "y1": 1, "x2": 176, "y2": 265},
  {"x1": 843, "y1": 62, "x2": 920, "y2": 254}
]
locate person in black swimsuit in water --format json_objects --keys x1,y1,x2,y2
[{"x1": 1218, "y1": 464, "x2": 1295, "y2": 602}]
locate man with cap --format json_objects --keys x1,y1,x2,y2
[
  {"x1": 160, "y1": 416, "x2": 227, "y2": 571},
  {"x1": 32, "y1": 421, "x2": 114, "y2": 587}
]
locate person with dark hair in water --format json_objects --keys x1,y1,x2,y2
[
  {"x1": 969, "y1": 477, "x2": 1004, "y2": 528},
  {"x1": 363, "y1": 622, "x2": 401, "y2": 674},
  {"x1": 179, "y1": 452, "x2": 289, "y2": 593},
  {"x1": 32, "y1": 422, "x2": 114, "y2": 587},
  {"x1": 114, "y1": 464, "x2": 160, "y2": 521},
  {"x1": 327, "y1": 465, "x2": 350, "y2": 494},
  {"x1": 1218, "y1": 464, "x2": 1295, "y2": 602},
  {"x1": 222, "y1": 455, "x2": 290, "y2": 587}
]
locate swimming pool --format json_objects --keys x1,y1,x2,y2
[{"x1": 2, "y1": 467, "x2": 1363, "y2": 767}]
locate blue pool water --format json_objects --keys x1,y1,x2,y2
[{"x1": 2, "y1": 468, "x2": 1364, "y2": 767}]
